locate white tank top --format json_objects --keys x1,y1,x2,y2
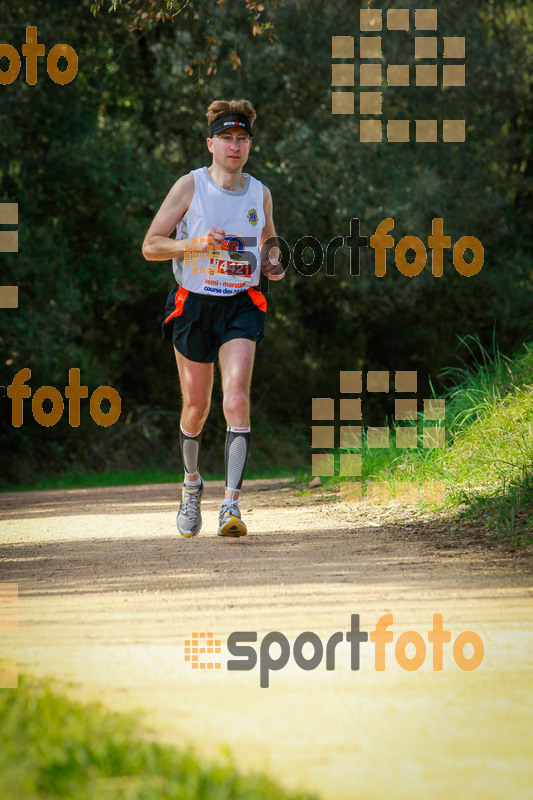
[{"x1": 172, "y1": 166, "x2": 265, "y2": 296}]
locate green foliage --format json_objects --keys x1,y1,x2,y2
[
  {"x1": 89, "y1": 0, "x2": 281, "y2": 77},
  {"x1": 1, "y1": 0, "x2": 532, "y2": 485},
  {"x1": 0, "y1": 675, "x2": 318, "y2": 799}
]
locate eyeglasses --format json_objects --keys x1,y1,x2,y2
[{"x1": 215, "y1": 133, "x2": 251, "y2": 145}]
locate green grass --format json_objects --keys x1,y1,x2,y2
[
  {"x1": 0, "y1": 675, "x2": 318, "y2": 800},
  {"x1": 326, "y1": 337, "x2": 533, "y2": 545},
  {"x1": 393, "y1": 338, "x2": 533, "y2": 544},
  {"x1": 1, "y1": 466, "x2": 302, "y2": 493}
]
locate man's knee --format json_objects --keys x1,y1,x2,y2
[
  {"x1": 182, "y1": 402, "x2": 210, "y2": 425},
  {"x1": 223, "y1": 389, "x2": 249, "y2": 420}
]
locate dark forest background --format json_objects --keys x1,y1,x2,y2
[{"x1": 0, "y1": 0, "x2": 532, "y2": 486}]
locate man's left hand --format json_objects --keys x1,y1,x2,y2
[{"x1": 260, "y1": 259, "x2": 286, "y2": 281}]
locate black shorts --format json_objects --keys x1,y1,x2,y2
[{"x1": 162, "y1": 285, "x2": 267, "y2": 363}]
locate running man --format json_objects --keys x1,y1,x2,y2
[{"x1": 142, "y1": 99, "x2": 284, "y2": 538}]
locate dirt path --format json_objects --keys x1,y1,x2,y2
[{"x1": 1, "y1": 480, "x2": 532, "y2": 799}]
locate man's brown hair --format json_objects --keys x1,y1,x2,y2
[{"x1": 206, "y1": 99, "x2": 257, "y2": 127}]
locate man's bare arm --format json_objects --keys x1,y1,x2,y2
[
  {"x1": 260, "y1": 185, "x2": 285, "y2": 280},
  {"x1": 142, "y1": 173, "x2": 226, "y2": 261}
]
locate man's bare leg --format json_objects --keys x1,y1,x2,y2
[
  {"x1": 174, "y1": 348, "x2": 214, "y2": 538},
  {"x1": 174, "y1": 347, "x2": 213, "y2": 482}
]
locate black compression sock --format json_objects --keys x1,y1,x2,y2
[
  {"x1": 224, "y1": 426, "x2": 251, "y2": 492},
  {"x1": 180, "y1": 424, "x2": 203, "y2": 477}
]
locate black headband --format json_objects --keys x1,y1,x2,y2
[{"x1": 209, "y1": 113, "x2": 253, "y2": 138}]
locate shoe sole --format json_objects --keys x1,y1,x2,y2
[
  {"x1": 217, "y1": 518, "x2": 247, "y2": 537},
  {"x1": 179, "y1": 528, "x2": 201, "y2": 538}
]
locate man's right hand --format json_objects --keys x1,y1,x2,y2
[{"x1": 198, "y1": 227, "x2": 226, "y2": 251}]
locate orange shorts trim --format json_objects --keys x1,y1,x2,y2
[
  {"x1": 164, "y1": 286, "x2": 189, "y2": 324},
  {"x1": 247, "y1": 287, "x2": 267, "y2": 313}
]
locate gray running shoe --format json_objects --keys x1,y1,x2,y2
[
  {"x1": 217, "y1": 499, "x2": 247, "y2": 537},
  {"x1": 177, "y1": 479, "x2": 204, "y2": 538}
]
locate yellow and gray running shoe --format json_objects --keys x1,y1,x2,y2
[
  {"x1": 217, "y1": 499, "x2": 247, "y2": 537},
  {"x1": 177, "y1": 479, "x2": 203, "y2": 538}
]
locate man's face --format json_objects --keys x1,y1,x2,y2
[{"x1": 207, "y1": 126, "x2": 252, "y2": 171}]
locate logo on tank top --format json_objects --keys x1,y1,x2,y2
[{"x1": 247, "y1": 208, "x2": 259, "y2": 227}]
